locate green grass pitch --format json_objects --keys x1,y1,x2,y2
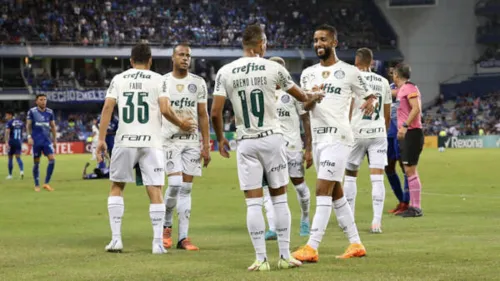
[{"x1": 0, "y1": 149, "x2": 499, "y2": 281}]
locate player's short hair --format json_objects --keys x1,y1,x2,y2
[
  {"x1": 131, "y1": 43, "x2": 152, "y2": 64},
  {"x1": 315, "y1": 24, "x2": 337, "y2": 40},
  {"x1": 35, "y1": 93, "x2": 47, "y2": 100},
  {"x1": 5, "y1": 110, "x2": 14, "y2": 115},
  {"x1": 269, "y1": 57, "x2": 286, "y2": 67},
  {"x1": 394, "y1": 63, "x2": 411, "y2": 80},
  {"x1": 173, "y1": 43, "x2": 191, "y2": 54},
  {"x1": 356, "y1": 48, "x2": 373, "y2": 66},
  {"x1": 242, "y1": 24, "x2": 265, "y2": 48}
]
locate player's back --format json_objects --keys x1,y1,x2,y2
[
  {"x1": 216, "y1": 57, "x2": 293, "y2": 139},
  {"x1": 162, "y1": 72, "x2": 207, "y2": 143},
  {"x1": 350, "y1": 71, "x2": 391, "y2": 139},
  {"x1": 108, "y1": 68, "x2": 164, "y2": 148},
  {"x1": 27, "y1": 107, "x2": 54, "y2": 145},
  {"x1": 8, "y1": 119, "x2": 24, "y2": 144}
]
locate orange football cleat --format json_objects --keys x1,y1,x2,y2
[
  {"x1": 336, "y1": 243, "x2": 366, "y2": 259},
  {"x1": 43, "y1": 184, "x2": 54, "y2": 192},
  {"x1": 177, "y1": 238, "x2": 199, "y2": 251},
  {"x1": 292, "y1": 244, "x2": 319, "y2": 263},
  {"x1": 394, "y1": 203, "x2": 409, "y2": 215},
  {"x1": 388, "y1": 203, "x2": 403, "y2": 213},
  {"x1": 163, "y1": 227, "x2": 172, "y2": 249}
]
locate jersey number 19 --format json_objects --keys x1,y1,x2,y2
[
  {"x1": 122, "y1": 92, "x2": 150, "y2": 124},
  {"x1": 238, "y1": 89, "x2": 264, "y2": 128}
]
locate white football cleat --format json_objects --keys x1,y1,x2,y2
[
  {"x1": 20, "y1": 171, "x2": 24, "y2": 179},
  {"x1": 105, "y1": 239, "x2": 123, "y2": 253},
  {"x1": 152, "y1": 243, "x2": 167, "y2": 254},
  {"x1": 6, "y1": 175, "x2": 12, "y2": 180}
]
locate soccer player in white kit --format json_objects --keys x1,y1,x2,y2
[
  {"x1": 210, "y1": 24, "x2": 311, "y2": 271},
  {"x1": 262, "y1": 57, "x2": 313, "y2": 240},
  {"x1": 292, "y1": 24, "x2": 375, "y2": 262},
  {"x1": 162, "y1": 44, "x2": 211, "y2": 251},
  {"x1": 344, "y1": 48, "x2": 392, "y2": 233},
  {"x1": 96, "y1": 43, "x2": 195, "y2": 254}
]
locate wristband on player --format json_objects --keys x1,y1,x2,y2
[
  {"x1": 27, "y1": 134, "x2": 32, "y2": 138},
  {"x1": 402, "y1": 122, "x2": 408, "y2": 128}
]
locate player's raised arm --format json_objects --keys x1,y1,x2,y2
[
  {"x1": 197, "y1": 81, "x2": 211, "y2": 167},
  {"x1": 210, "y1": 70, "x2": 230, "y2": 158}
]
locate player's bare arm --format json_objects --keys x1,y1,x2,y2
[
  {"x1": 210, "y1": 95, "x2": 230, "y2": 158},
  {"x1": 349, "y1": 98, "x2": 355, "y2": 122},
  {"x1": 301, "y1": 113, "x2": 313, "y2": 169},
  {"x1": 198, "y1": 102, "x2": 211, "y2": 167},
  {"x1": 384, "y1": 103, "x2": 391, "y2": 131},
  {"x1": 4, "y1": 128, "x2": 10, "y2": 150},
  {"x1": 26, "y1": 119, "x2": 33, "y2": 145},
  {"x1": 286, "y1": 84, "x2": 308, "y2": 103},
  {"x1": 97, "y1": 97, "x2": 116, "y2": 162},
  {"x1": 159, "y1": 96, "x2": 196, "y2": 132},
  {"x1": 50, "y1": 120, "x2": 57, "y2": 149},
  {"x1": 398, "y1": 96, "x2": 420, "y2": 140}
]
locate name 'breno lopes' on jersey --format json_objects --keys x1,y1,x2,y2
[
  {"x1": 162, "y1": 72, "x2": 208, "y2": 143},
  {"x1": 350, "y1": 71, "x2": 392, "y2": 139},
  {"x1": 213, "y1": 57, "x2": 296, "y2": 139},
  {"x1": 275, "y1": 89, "x2": 305, "y2": 151},
  {"x1": 300, "y1": 61, "x2": 372, "y2": 145},
  {"x1": 106, "y1": 68, "x2": 168, "y2": 148}
]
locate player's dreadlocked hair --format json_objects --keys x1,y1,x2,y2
[{"x1": 131, "y1": 43, "x2": 152, "y2": 64}]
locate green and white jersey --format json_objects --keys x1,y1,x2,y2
[
  {"x1": 275, "y1": 89, "x2": 305, "y2": 151},
  {"x1": 300, "y1": 61, "x2": 371, "y2": 145},
  {"x1": 350, "y1": 71, "x2": 392, "y2": 139},
  {"x1": 162, "y1": 72, "x2": 208, "y2": 144},
  {"x1": 106, "y1": 68, "x2": 167, "y2": 148},
  {"x1": 213, "y1": 57, "x2": 296, "y2": 139}
]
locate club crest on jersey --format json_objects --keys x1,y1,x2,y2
[
  {"x1": 167, "y1": 161, "x2": 174, "y2": 170},
  {"x1": 322, "y1": 71, "x2": 330, "y2": 79},
  {"x1": 176, "y1": 84, "x2": 184, "y2": 92},
  {"x1": 334, "y1": 70, "x2": 345, "y2": 79},
  {"x1": 188, "y1": 84, "x2": 197, "y2": 93},
  {"x1": 281, "y1": 94, "x2": 290, "y2": 103}
]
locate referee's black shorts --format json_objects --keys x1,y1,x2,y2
[{"x1": 400, "y1": 128, "x2": 424, "y2": 166}]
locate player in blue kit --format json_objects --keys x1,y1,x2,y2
[
  {"x1": 26, "y1": 94, "x2": 57, "y2": 192},
  {"x1": 385, "y1": 81, "x2": 410, "y2": 214},
  {"x1": 97, "y1": 114, "x2": 119, "y2": 169},
  {"x1": 4, "y1": 111, "x2": 25, "y2": 179}
]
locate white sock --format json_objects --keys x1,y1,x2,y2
[
  {"x1": 262, "y1": 186, "x2": 276, "y2": 232},
  {"x1": 246, "y1": 197, "x2": 267, "y2": 262},
  {"x1": 294, "y1": 182, "x2": 310, "y2": 222},
  {"x1": 333, "y1": 196, "x2": 361, "y2": 244},
  {"x1": 271, "y1": 193, "x2": 291, "y2": 259},
  {"x1": 307, "y1": 196, "x2": 332, "y2": 250},
  {"x1": 177, "y1": 182, "x2": 192, "y2": 241},
  {"x1": 150, "y1": 203, "x2": 166, "y2": 245},
  {"x1": 371, "y1": 174, "x2": 385, "y2": 226},
  {"x1": 108, "y1": 196, "x2": 124, "y2": 241},
  {"x1": 164, "y1": 175, "x2": 182, "y2": 228},
  {"x1": 343, "y1": 176, "x2": 357, "y2": 216}
]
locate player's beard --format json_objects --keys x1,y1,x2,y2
[{"x1": 315, "y1": 46, "x2": 332, "y2": 61}]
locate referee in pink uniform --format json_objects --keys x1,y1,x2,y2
[{"x1": 392, "y1": 63, "x2": 424, "y2": 218}]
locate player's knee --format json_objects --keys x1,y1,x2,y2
[
  {"x1": 404, "y1": 166, "x2": 417, "y2": 177},
  {"x1": 268, "y1": 185, "x2": 286, "y2": 197},
  {"x1": 33, "y1": 158, "x2": 40, "y2": 163},
  {"x1": 179, "y1": 183, "x2": 192, "y2": 196},
  {"x1": 290, "y1": 177, "x2": 304, "y2": 186},
  {"x1": 369, "y1": 167, "x2": 384, "y2": 175},
  {"x1": 48, "y1": 159, "x2": 55, "y2": 165}
]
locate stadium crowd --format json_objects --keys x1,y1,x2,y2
[
  {"x1": 423, "y1": 91, "x2": 500, "y2": 136},
  {"x1": 0, "y1": 0, "x2": 393, "y2": 49}
]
